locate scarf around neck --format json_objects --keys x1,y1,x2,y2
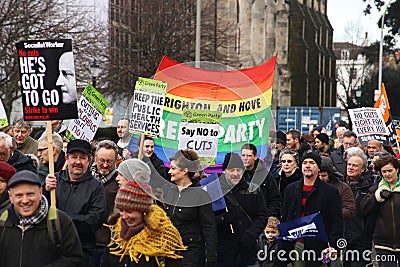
[
  {"x1": 106, "y1": 204, "x2": 187, "y2": 263},
  {"x1": 14, "y1": 195, "x2": 48, "y2": 227},
  {"x1": 120, "y1": 219, "x2": 145, "y2": 240}
]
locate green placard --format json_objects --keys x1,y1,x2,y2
[
  {"x1": 83, "y1": 83, "x2": 108, "y2": 114},
  {"x1": 0, "y1": 118, "x2": 8, "y2": 129},
  {"x1": 64, "y1": 130, "x2": 76, "y2": 141},
  {"x1": 135, "y1": 77, "x2": 167, "y2": 94},
  {"x1": 182, "y1": 109, "x2": 222, "y2": 124}
]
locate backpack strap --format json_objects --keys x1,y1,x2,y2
[
  {"x1": 0, "y1": 210, "x2": 8, "y2": 226},
  {"x1": 0, "y1": 210, "x2": 9, "y2": 245},
  {"x1": 47, "y1": 206, "x2": 61, "y2": 250}
]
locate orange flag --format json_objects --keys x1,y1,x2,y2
[{"x1": 374, "y1": 83, "x2": 390, "y2": 122}]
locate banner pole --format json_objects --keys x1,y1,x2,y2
[
  {"x1": 46, "y1": 121, "x2": 56, "y2": 207},
  {"x1": 137, "y1": 134, "x2": 145, "y2": 160}
]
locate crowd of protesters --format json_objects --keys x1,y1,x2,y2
[{"x1": 0, "y1": 117, "x2": 399, "y2": 267}]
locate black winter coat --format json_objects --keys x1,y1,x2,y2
[
  {"x1": 361, "y1": 180, "x2": 400, "y2": 250},
  {"x1": 44, "y1": 169, "x2": 107, "y2": 249},
  {"x1": 343, "y1": 174, "x2": 376, "y2": 250},
  {"x1": 0, "y1": 206, "x2": 83, "y2": 267},
  {"x1": 216, "y1": 176, "x2": 268, "y2": 267},
  {"x1": 274, "y1": 168, "x2": 302, "y2": 198},
  {"x1": 242, "y1": 159, "x2": 282, "y2": 217},
  {"x1": 102, "y1": 253, "x2": 183, "y2": 267},
  {"x1": 277, "y1": 178, "x2": 343, "y2": 267},
  {"x1": 330, "y1": 146, "x2": 346, "y2": 177},
  {"x1": 8, "y1": 148, "x2": 36, "y2": 173},
  {"x1": 164, "y1": 181, "x2": 218, "y2": 266}
]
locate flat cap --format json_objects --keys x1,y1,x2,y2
[{"x1": 8, "y1": 170, "x2": 41, "y2": 188}]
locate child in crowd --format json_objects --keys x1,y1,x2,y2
[{"x1": 257, "y1": 216, "x2": 280, "y2": 267}]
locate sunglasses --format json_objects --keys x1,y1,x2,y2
[{"x1": 281, "y1": 159, "x2": 294, "y2": 163}]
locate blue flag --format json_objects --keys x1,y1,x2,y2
[
  {"x1": 275, "y1": 212, "x2": 328, "y2": 242},
  {"x1": 199, "y1": 173, "x2": 226, "y2": 211}
]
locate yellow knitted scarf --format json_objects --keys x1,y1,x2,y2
[{"x1": 106, "y1": 204, "x2": 187, "y2": 263}]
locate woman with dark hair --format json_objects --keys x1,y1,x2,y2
[
  {"x1": 361, "y1": 155, "x2": 400, "y2": 267},
  {"x1": 164, "y1": 149, "x2": 218, "y2": 267},
  {"x1": 274, "y1": 148, "x2": 302, "y2": 197}
]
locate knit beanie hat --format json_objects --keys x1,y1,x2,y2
[
  {"x1": 222, "y1": 152, "x2": 244, "y2": 170},
  {"x1": 115, "y1": 180, "x2": 153, "y2": 213},
  {"x1": 118, "y1": 158, "x2": 151, "y2": 183},
  {"x1": 0, "y1": 161, "x2": 16, "y2": 184},
  {"x1": 275, "y1": 131, "x2": 287, "y2": 146},
  {"x1": 301, "y1": 152, "x2": 321, "y2": 170},
  {"x1": 316, "y1": 133, "x2": 329, "y2": 145}
]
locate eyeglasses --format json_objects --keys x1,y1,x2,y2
[
  {"x1": 374, "y1": 152, "x2": 390, "y2": 157},
  {"x1": 281, "y1": 159, "x2": 294, "y2": 163},
  {"x1": 97, "y1": 158, "x2": 115, "y2": 165},
  {"x1": 37, "y1": 147, "x2": 48, "y2": 153},
  {"x1": 343, "y1": 142, "x2": 356, "y2": 146}
]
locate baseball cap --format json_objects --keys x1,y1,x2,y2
[{"x1": 66, "y1": 139, "x2": 92, "y2": 156}]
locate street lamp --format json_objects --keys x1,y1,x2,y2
[
  {"x1": 377, "y1": 0, "x2": 394, "y2": 100},
  {"x1": 90, "y1": 59, "x2": 100, "y2": 88}
]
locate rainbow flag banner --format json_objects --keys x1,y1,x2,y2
[{"x1": 149, "y1": 55, "x2": 276, "y2": 168}]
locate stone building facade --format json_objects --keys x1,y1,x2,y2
[{"x1": 215, "y1": 0, "x2": 336, "y2": 109}]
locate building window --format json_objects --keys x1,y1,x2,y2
[
  {"x1": 341, "y1": 50, "x2": 349, "y2": 60},
  {"x1": 350, "y1": 67, "x2": 357, "y2": 79}
]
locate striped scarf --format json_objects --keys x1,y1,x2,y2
[
  {"x1": 14, "y1": 196, "x2": 48, "y2": 227},
  {"x1": 92, "y1": 164, "x2": 117, "y2": 184}
]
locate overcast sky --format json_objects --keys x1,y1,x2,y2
[{"x1": 327, "y1": 0, "x2": 382, "y2": 44}]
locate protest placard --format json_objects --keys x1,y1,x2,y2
[
  {"x1": 349, "y1": 107, "x2": 389, "y2": 144},
  {"x1": 129, "y1": 77, "x2": 166, "y2": 136},
  {"x1": 178, "y1": 109, "x2": 222, "y2": 166},
  {"x1": 0, "y1": 99, "x2": 8, "y2": 129},
  {"x1": 15, "y1": 39, "x2": 78, "y2": 120},
  {"x1": 65, "y1": 84, "x2": 108, "y2": 142},
  {"x1": 392, "y1": 120, "x2": 400, "y2": 143}
]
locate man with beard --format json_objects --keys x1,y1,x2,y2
[
  {"x1": 215, "y1": 152, "x2": 267, "y2": 267},
  {"x1": 277, "y1": 152, "x2": 343, "y2": 267},
  {"x1": 45, "y1": 139, "x2": 106, "y2": 267},
  {"x1": 91, "y1": 140, "x2": 119, "y2": 267}
]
